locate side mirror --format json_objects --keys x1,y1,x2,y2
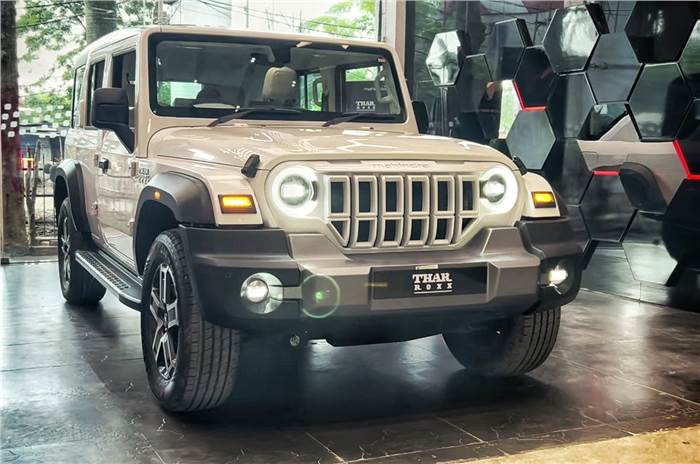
[
  {"x1": 412, "y1": 100, "x2": 429, "y2": 134},
  {"x1": 91, "y1": 87, "x2": 134, "y2": 152}
]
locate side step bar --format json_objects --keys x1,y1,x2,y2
[{"x1": 75, "y1": 250, "x2": 143, "y2": 310}]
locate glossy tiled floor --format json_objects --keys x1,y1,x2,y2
[{"x1": 2, "y1": 262, "x2": 700, "y2": 463}]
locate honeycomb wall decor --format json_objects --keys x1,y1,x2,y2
[{"x1": 423, "y1": 1, "x2": 700, "y2": 285}]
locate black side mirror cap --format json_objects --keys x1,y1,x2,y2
[
  {"x1": 412, "y1": 100, "x2": 429, "y2": 134},
  {"x1": 91, "y1": 87, "x2": 134, "y2": 152}
]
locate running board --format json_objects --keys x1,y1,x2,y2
[{"x1": 75, "y1": 250, "x2": 142, "y2": 310}]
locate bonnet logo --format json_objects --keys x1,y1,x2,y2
[{"x1": 412, "y1": 272, "x2": 453, "y2": 295}]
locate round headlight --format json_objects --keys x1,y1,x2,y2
[
  {"x1": 479, "y1": 165, "x2": 518, "y2": 213},
  {"x1": 279, "y1": 175, "x2": 313, "y2": 206},
  {"x1": 271, "y1": 166, "x2": 318, "y2": 216}
]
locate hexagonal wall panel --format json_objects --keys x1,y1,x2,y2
[
  {"x1": 679, "y1": 21, "x2": 700, "y2": 97},
  {"x1": 454, "y1": 54, "x2": 491, "y2": 113},
  {"x1": 598, "y1": 1, "x2": 634, "y2": 34},
  {"x1": 580, "y1": 103, "x2": 628, "y2": 140},
  {"x1": 542, "y1": 4, "x2": 606, "y2": 73},
  {"x1": 625, "y1": 1, "x2": 699, "y2": 63},
  {"x1": 426, "y1": 30, "x2": 469, "y2": 87},
  {"x1": 676, "y1": 99, "x2": 700, "y2": 177},
  {"x1": 586, "y1": 33, "x2": 641, "y2": 103},
  {"x1": 505, "y1": 110, "x2": 555, "y2": 170},
  {"x1": 547, "y1": 73, "x2": 596, "y2": 139},
  {"x1": 484, "y1": 18, "x2": 532, "y2": 81},
  {"x1": 542, "y1": 140, "x2": 592, "y2": 205},
  {"x1": 622, "y1": 212, "x2": 678, "y2": 285},
  {"x1": 569, "y1": 204, "x2": 591, "y2": 253},
  {"x1": 663, "y1": 179, "x2": 700, "y2": 265},
  {"x1": 513, "y1": 46, "x2": 557, "y2": 109},
  {"x1": 476, "y1": 82, "x2": 502, "y2": 141},
  {"x1": 580, "y1": 174, "x2": 636, "y2": 242},
  {"x1": 628, "y1": 63, "x2": 693, "y2": 141}
]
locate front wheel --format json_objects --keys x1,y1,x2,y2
[
  {"x1": 443, "y1": 307, "x2": 560, "y2": 377},
  {"x1": 141, "y1": 230, "x2": 241, "y2": 412}
]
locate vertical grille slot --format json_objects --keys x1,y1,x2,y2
[
  {"x1": 455, "y1": 175, "x2": 479, "y2": 240},
  {"x1": 350, "y1": 175, "x2": 378, "y2": 248},
  {"x1": 404, "y1": 176, "x2": 430, "y2": 246},
  {"x1": 378, "y1": 176, "x2": 404, "y2": 247},
  {"x1": 429, "y1": 175, "x2": 455, "y2": 245},
  {"x1": 326, "y1": 176, "x2": 351, "y2": 246}
]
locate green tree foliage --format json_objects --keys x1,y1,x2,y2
[
  {"x1": 23, "y1": 89, "x2": 73, "y2": 126},
  {"x1": 302, "y1": 0, "x2": 375, "y2": 39},
  {"x1": 17, "y1": 0, "x2": 160, "y2": 119}
]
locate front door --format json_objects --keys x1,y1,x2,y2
[{"x1": 95, "y1": 50, "x2": 140, "y2": 267}]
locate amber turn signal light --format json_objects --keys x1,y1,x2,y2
[
  {"x1": 532, "y1": 191, "x2": 556, "y2": 208},
  {"x1": 219, "y1": 194, "x2": 256, "y2": 214}
]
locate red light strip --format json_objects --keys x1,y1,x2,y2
[
  {"x1": 592, "y1": 170, "x2": 619, "y2": 177},
  {"x1": 672, "y1": 139, "x2": 700, "y2": 181},
  {"x1": 512, "y1": 80, "x2": 546, "y2": 112}
]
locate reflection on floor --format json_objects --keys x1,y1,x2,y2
[
  {"x1": 582, "y1": 244, "x2": 700, "y2": 312},
  {"x1": 2, "y1": 262, "x2": 700, "y2": 463}
]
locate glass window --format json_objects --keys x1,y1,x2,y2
[
  {"x1": 112, "y1": 51, "x2": 137, "y2": 128},
  {"x1": 149, "y1": 34, "x2": 405, "y2": 123},
  {"x1": 71, "y1": 66, "x2": 85, "y2": 128},
  {"x1": 86, "y1": 60, "x2": 105, "y2": 127}
]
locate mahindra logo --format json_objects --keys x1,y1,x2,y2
[{"x1": 412, "y1": 272, "x2": 453, "y2": 295}]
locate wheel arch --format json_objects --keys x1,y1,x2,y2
[
  {"x1": 53, "y1": 159, "x2": 90, "y2": 232},
  {"x1": 133, "y1": 172, "x2": 216, "y2": 274}
]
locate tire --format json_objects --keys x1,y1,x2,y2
[
  {"x1": 140, "y1": 230, "x2": 241, "y2": 412},
  {"x1": 443, "y1": 307, "x2": 560, "y2": 377},
  {"x1": 57, "y1": 198, "x2": 106, "y2": 305}
]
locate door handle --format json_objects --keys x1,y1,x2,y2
[{"x1": 98, "y1": 158, "x2": 110, "y2": 173}]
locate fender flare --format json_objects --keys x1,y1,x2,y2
[
  {"x1": 53, "y1": 159, "x2": 90, "y2": 232},
  {"x1": 134, "y1": 172, "x2": 216, "y2": 227}
]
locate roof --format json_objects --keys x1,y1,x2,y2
[{"x1": 73, "y1": 25, "x2": 389, "y2": 67}]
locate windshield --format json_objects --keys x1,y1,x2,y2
[{"x1": 148, "y1": 33, "x2": 406, "y2": 123}]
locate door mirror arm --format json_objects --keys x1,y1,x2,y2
[{"x1": 91, "y1": 87, "x2": 135, "y2": 152}]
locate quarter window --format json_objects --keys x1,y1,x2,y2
[{"x1": 71, "y1": 66, "x2": 85, "y2": 128}]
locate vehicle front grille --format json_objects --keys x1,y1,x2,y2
[{"x1": 325, "y1": 174, "x2": 479, "y2": 249}]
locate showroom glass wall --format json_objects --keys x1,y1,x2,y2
[{"x1": 404, "y1": 1, "x2": 700, "y2": 297}]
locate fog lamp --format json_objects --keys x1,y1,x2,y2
[
  {"x1": 240, "y1": 273, "x2": 283, "y2": 314},
  {"x1": 547, "y1": 266, "x2": 569, "y2": 286},
  {"x1": 243, "y1": 278, "x2": 269, "y2": 303}
]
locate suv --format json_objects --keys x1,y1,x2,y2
[{"x1": 54, "y1": 26, "x2": 581, "y2": 412}]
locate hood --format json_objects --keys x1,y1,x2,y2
[{"x1": 148, "y1": 124, "x2": 511, "y2": 170}]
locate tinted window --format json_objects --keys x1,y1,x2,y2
[
  {"x1": 112, "y1": 51, "x2": 136, "y2": 128},
  {"x1": 86, "y1": 60, "x2": 105, "y2": 126}
]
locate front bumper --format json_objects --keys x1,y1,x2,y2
[{"x1": 180, "y1": 217, "x2": 581, "y2": 340}]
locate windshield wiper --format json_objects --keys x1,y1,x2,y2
[
  {"x1": 208, "y1": 107, "x2": 303, "y2": 127},
  {"x1": 322, "y1": 112, "x2": 397, "y2": 127}
]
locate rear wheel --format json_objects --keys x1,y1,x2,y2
[
  {"x1": 141, "y1": 230, "x2": 241, "y2": 412},
  {"x1": 443, "y1": 307, "x2": 560, "y2": 377},
  {"x1": 57, "y1": 198, "x2": 106, "y2": 305}
]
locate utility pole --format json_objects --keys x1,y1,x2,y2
[{"x1": 245, "y1": 0, "x2": 249, "y2": 28}]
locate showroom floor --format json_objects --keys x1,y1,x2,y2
[{"x1": 2, "y1": 261, "x2": 700, "y2": 463}]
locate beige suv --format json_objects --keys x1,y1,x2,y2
[{"x1": 54, "y1": 26, "x2": 581, "y2": 412}]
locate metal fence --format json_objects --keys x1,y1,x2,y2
[{"x1": 18, "y1": 124, "x2": 66, "y2": 248}]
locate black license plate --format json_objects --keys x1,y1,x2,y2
[{"x1": 371, "y1": 266, "x2": 487, "y2": 300}]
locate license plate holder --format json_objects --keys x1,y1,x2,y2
[{"x1": 370, "y1": 265, "x2": 487, "y2": 300}]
